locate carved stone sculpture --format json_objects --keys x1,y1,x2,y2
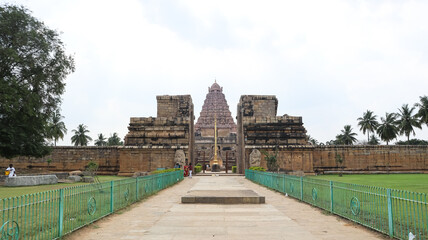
[
  {"x1": 249, "y1": 149, "x2": 261, "y2": 167},
  {"x1": 174, "y1": 150, "x2": 186, "y2": 167}
]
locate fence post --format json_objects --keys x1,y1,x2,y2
[
  {"x1": 58, "y1": 188, "x2": 64, "y2": 238},
  {"x1": 330, "y1": 181, "x2": 334, "y2": 213},
  {"x1": 300, "y1": 176, "x2": 303, "y2": 201},
  {"x1": 136, "y1": 177, "x2": 139, "y2": 201},
  {"x1": 283, "y1": 175, "x2": 286, "y2": 194},
  {"x1": 387, "y1": 189, "x2": 394, "y2": 237},
  {"x1": 110, "y1": 181, "x2": 114, "y2": 213}
]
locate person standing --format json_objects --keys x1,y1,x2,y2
[
  {"x1": 189, "y1": 163, "x2": 193, "y2": 178},
  {"x1": 6, "y1": 164, "x2": 16, "y2": 177}
]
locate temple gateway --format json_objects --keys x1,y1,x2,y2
[{"x1": 123, "y1": 81, "x2": 308, "y2": 173}]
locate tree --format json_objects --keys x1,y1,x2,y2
[
  {"x1": 415, "y1": 95, "x2": 428, "y2": 127},
  {"x1": 0, "y1": 5, "x2": 74, "y2": 158},
  {"x1": 307, "y1": 135, "x2": 319, "y2": 146},
  {"x1": 396, "y1": 104, "x2": 422, "y2": 141},
  {"x1": 107, "y1": 133, "x2": 123, "y2": 146},
  {"x1": 94, "y1": 133, "x2": 107, "y2": 146},
  {"x1": 71, "y1": 124, "x2": 92, "y2": 146},
  {"x1": 46, "y1": 110, "x2": 67, "y2": 146},
  {"x1": 261, "y1": 148, "x2": 279, "y2": 172},
  {"x1": 337, "y1": 125, "x2": 357, "y2": 145},
  {"x1": 368, "y1": 135, "x2": 380, "y2": 145},
  {"x1": 357, "y1": 110, "x2": 379, "y2": 142},
  {"x1": 396, "y1": 139, "x2": 428, "y2": 145},
  {"x1": 376, "y1": 112, "x2": 399, "y2": 145}
]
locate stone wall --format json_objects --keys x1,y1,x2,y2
[
  {"x1": 1, "y1": 145, "x2": 427, "y2": 176},
  {"x1": 313, "y1": 145, "x2": 428, "y2": 173},
  {"x1": 0, "y1": 147, "x2": 120, "y2": 174},
  {"x1": 245, "y1": 146, "x2": 314, "y2": 173},
  {"x1": 118, "y1": 146, "x2": 186, "y2": 175}
]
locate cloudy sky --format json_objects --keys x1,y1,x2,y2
[{"x1": 6, "y1": 0, "x2": 428, "y2": 145}]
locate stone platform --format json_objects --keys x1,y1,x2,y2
[
  {"x1": 182, "y1": 190, "x2": 265, "y2": 204},
  {"x1": 5, "y1": 175, "x2": 58, "y2": 186}
]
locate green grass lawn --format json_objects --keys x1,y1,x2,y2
[
  {"x1": 310, "y1": 174, "x2": 428, "y2": 194},
  {"x1": 0, "y1": 175, "x2": 129, "y2": 199}
]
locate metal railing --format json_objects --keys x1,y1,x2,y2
[
  {"x1": 0, "y1": 170, "x2": 183, "y2": 239},
  {"x1": 246, "y1": 169, "x2": 427, "y2": 240}
]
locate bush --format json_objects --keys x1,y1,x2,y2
[
  {"x1": 232, "y1": 166, "x2": 237, "y2": 173},
  {"x1": 249, "y1": 166, "x2": 266, "y2": 172},
  {"x1": 151, "y1": 168, "x2": 181, "y2": 175},
  {"x1": 194, "y1": 165, "x2": 202, "y2": 174},
  {"x1": 196, "y1": 163, "x2": 202, "y2": 167}
]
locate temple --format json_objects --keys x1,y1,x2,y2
[{"x1": 194, "y1": 81, "x2": 237, "y2": 170}]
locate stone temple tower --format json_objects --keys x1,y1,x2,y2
[
  {"x1": 194, "y1": 81, "x2": 237, "y2": 170},
  {"x1": 195, "y1": 81, "x2": 237, "y2": 137}
]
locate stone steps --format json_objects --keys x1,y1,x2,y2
[{"x1": 181, "y1": 190, "x2": 265, "y2": 204}]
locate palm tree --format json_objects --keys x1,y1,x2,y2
[
  {"x1": 47, "y1": 110, "x2": 67, "y2": 146},
  {"x1": 415, "y1": 95, "x2": 428, "y2": 127},
  {"x1": 307, "y1": 135, "x2": 318, "y2": 146},
  {"x1": 107, "y1": 133, "x2": 123, "y2": 146},
  {"x1": 368, "y1": 135, "x2": 380, "y2": 145},
  {"x1": 94, "y1": 133, "x2": 107, "y2": 146},
  {"x1": 357, "y1": 110, "x2": 379, "y2": 142},
  {"x1": 376, "y1": 113, "x2": 399, "y2": 145},
  {"x1": 338, "y1": 125, "x2": 358, "y2": 145},
  {"x1": 71, "y1": 124, "x2": 92, "y2": 146},
  {"x1": 396, "y1": 104, "x2": 422, "y2": 141}
]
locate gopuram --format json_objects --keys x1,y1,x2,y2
[{"x1": 194, "y1": 82, "x2": 237, "y2": 171}]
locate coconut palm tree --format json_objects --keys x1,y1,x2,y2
[
  {"x1": 357, "y1": 110, "x2": 379, "y2": 142},
  {"x1": 376, "y1": 113, "x2": 399, "y2": 145},
  {"x1": 396, "y1": 104, "x2": 422, "y2": 141},
  {"x1": 415, "y1": 95, "x2": 428, "y2": 127},
  {"x1": 107, "y1": 133, "x2": 123, "y2": 146},
  {"x1": 94, "y1": 133, "x2": 107, "y2": 146},
  {"x1": 47, "y1": 110, "x2": 67, "y2": 146},
  {"x1": 338, "y1": 125, "x2": 358, "y2": 145},
  {"x1": 71, "y1": 124, "x2": 92, "y2": 146},
  {"x1": 307, "y1": 135, "x2": 318, "y2": 145}
]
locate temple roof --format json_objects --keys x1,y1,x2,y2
[
  {"x1": 195, "y1": 81, "x2": 237, "y2": 134},
  {"x1": 209, "y1": 81, "x2": 222, "y2": 93}
]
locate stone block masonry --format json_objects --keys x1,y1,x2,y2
[
  {"x1": 237, "y1": 95, "x2": 308, "y2": 173},
  {"x1": 123, "y1": 95, "x2": 195, "y2": 175}
]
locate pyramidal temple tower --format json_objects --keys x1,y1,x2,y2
[
  {"x1": 194, "y1": 81, "x2": 237, "y2": 170},
  {"x1": 195, "y1": 81, "x2": 237, "y2": 137}
]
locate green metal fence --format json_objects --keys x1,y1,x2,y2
[
  {"x1": 246, "y1": 169, "x2": 427, "y2": 240},
  {"x1": 0, "y1": 170, "x2": 183, "y2": 239}
]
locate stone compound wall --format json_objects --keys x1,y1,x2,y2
[
  {"x1": 313, "y1": 145, "x2": 428, "y2": 174},
  {"x1": 245, "y1": 146, "x2": 314, "y2": 173},
  {"x1": 0, "y1": 147, "x2": 120, "y2": 175},
  {"x1": 237, "y1": 95, "x2": 307, "y2": 173},
  {"x1": 1, "y1": 145, "x2": 427, "y2": 176}
]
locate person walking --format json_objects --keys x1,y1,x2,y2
[{"x1": 6, "y1": 164, "x2": 16, "y2": 177}]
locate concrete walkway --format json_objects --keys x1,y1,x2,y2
[{"x1": 65, "y1": 176, "x2": 386, "y2": 240}]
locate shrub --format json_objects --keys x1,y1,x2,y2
[
  {"x1": 249, "y1": 166, "x2": 266, "y2": 172},
  {"x1": 232, "y1": 166, "x2": 237, "y2": 173},
  {"x1": 196, "y1": 163, "x2": 202, "y2": 167},
  {"x1": 194, "y1": 165, "x2": 202, "y2": 174},
  {"x1": 151, "y1": 168, "x2": 181, "y2": 175}
]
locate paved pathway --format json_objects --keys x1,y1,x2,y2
[{"x1": 65, "y1": 176, "x2": 386, "y2": 240}]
